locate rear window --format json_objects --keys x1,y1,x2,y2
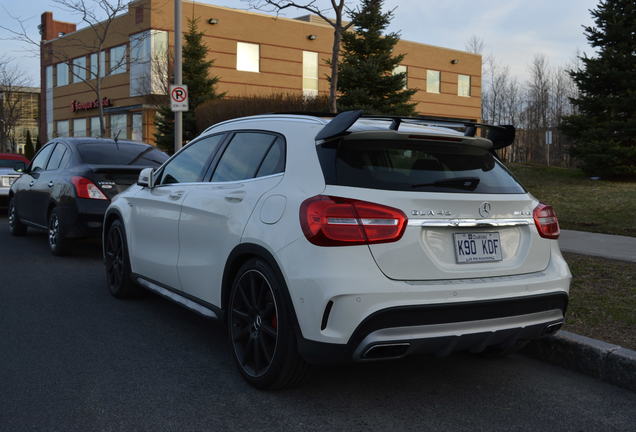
[
  {"x1": 317, "y1": 139, "x2": 525, "y2": 194},
  {"x1": 0, "y1": 159, "x2": 26, "y2": 171},
  {"x1": 77, "y1": 141, "x2": 168, "y2": 166}
]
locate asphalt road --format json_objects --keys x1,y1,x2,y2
[{"x1": 0, "y1": 215, "x2": 634, "y2": 432}]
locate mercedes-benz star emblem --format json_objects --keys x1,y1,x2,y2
[{"x1": 479, "y1": 202, "x2": 492, "y2": 218}]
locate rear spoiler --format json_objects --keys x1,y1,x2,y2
[{"x1": 314, "y1": 110, "x2": 515, "y2": 150}]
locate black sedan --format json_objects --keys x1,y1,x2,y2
[{"x1": 8, "y1": 138, "x2": 168, "y2": 255}]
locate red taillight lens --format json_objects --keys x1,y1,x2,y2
[
  {"x1": 533, "y1": 203, "x2": 560, "y2": 239},
  {"x1": 299, "y1": 195, "x2": 407, "y2": 246},
  {"x1": 71, "y1": 176, "x2": 108, "y2": 200}
]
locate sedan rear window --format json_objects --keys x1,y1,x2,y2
[
  {"x1": 0, "y1": 159, "x2": 26, "y2": 171},
  {"x1": 317, "y1": 139, "x2": 525, "y2": 194},
  {"x1": 77, "y1": 141, "x2": 168, "y2": 166}
]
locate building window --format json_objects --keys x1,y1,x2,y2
[
  {"x1": 393, "y1": 65, "x2": 408, "y2": 89},
  {"x1": 109, "y1": 45, "x2": 127, "y2": 75},
  {"x1": 56, "y1": 120, "x2": 69, "y2": 137},
  {"x1": 90, "y1": 117, "x2": 101, "y2": 137},
  {"x1": 72, "y1": 57, "x2": 87, "y2": 83},
  {"x1": 458, "y1": 74, "x2": 471, "y2": 97},
  {"x1": 236, "y1": 42, "x2": 259, "y2": 72},
  {"x1": 302, "y1": 51, "x2": 318, "y2": 97},
  {"x1": 90, "y1": 52, "x2": 106, "y2": 79},
  {"x1": 73, "y1": 118, "x2": 86, "y2": 137},
  {"x1": 426, "y1": 70, "x2": 440, "y2": 93},
  {"x1": 132, "y1": 113, "x2": 143, "y2": 141},
  {"x1": 110, "y1": 114, "x2": 127, "y2": 138},
  {"x1": 130, "y1": 30, "x2": 168, "y2": 97},
  {"x1": 56, "y1": 62, "x2": 69, "y2": 86}
]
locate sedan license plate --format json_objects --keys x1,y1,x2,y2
[
  {"x1": 1, "y1": 177, "x2": 15, "y2": 187},
  {"x1": 453, "y1": 232, "x2": 502, "y2": 264}
]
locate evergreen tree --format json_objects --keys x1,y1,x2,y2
[
  {"x1": 35, "y1": 135, "x2": 42, "y2": 153},
  {"x1": 337, "y1": 0, "x2": 416, "y2": 115},
  {"x1": 561, "y1": 0, "x2": 636, "y2": 178},
  {"x1": 155, "y1": 18, "x2": 223, "y2": 152},
  {"x1": 24, "y1": 130, "x2": 35, "y2": 160}
]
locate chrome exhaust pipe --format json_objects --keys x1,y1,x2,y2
[
  {"x1": 362, "y1": 343, "x2": 411, "y2": 360},
  {"x1": 544, "y1": 321, "x2": 564, "y2": 335}
]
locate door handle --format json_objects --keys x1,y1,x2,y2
[
  {"x1": 224, "y1": 191, "x2": 245, "y2": 202},
  {"x1": 48, "y1": 181, "x2": 54, "y2": 188},
  {"x1": 169, "y1": 191, "x2": 184, "y2": 200}
]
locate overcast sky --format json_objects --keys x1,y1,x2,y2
[{"x1": 0, "y1": 0, "x2": 599, "y2": 86}]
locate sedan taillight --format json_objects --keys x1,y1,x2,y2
[
  {"x1": 300, "y1": 195, "x2": 407, "y2": 246},
  {"x1": 72, "y1": 176, "x2": 108, "y2": 200},
  {"x1": 533, "y1": 203, "x2": 560, "y2": 239}
]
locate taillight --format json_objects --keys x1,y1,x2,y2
[
  {"x1": 71, "y1": 176, "x2": 108, "y2": 200},
  {"x1": 533, "y1": 203, "x2": 560, "y2": 239},
  {"x1": 299, "y1": 195, "x2": 407, "y2": 246}
]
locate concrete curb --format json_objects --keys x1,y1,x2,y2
[{"x1": 522, "y1": 330, "x2": 636, "y2": 392}]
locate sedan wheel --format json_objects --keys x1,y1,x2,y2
[
  {"x1": 48, "y1": 209, "x2": 69, "y2": 256},
  {"x1": 8, "y1": 198, "x2": 27, "y2": 236}
]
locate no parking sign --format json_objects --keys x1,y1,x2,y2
[{"x1": 170, "y1": 84, "x2": 189, "y2": 112}]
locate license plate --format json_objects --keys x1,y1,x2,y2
[
  {"x1": 453, "y1": 232, "x2": 502, "y2": 264},
  {"x1": 1, "y1": 177, "x2": 15, "y2": 187}
]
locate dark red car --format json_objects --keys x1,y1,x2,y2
[{"x1": 0, "y1": 153, "x2": 30, "y2": 204}]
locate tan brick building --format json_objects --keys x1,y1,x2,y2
[
  {"x1": 0, "y1": 86, "x2": 39, "y2": 154},
  {"x1": 39, "y1": 0, "x2": 482, "y2": 145}
]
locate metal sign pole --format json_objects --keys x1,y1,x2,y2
[{"x1": 174, "y1": 0, "x2": 183, "y2": 153}]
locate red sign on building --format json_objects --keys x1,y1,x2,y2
[{"x1": 71, "y1": 97, "x2": 112, "y2": 112}]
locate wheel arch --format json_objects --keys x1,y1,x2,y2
[
  {"x1": 102, "y1": 208, "x2": 124, "y2": 253},
  {"x1": 221, "y1": 243, "x2": 302, "y2": 337}
]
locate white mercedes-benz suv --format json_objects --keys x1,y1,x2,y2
[{"x1": 103, "y1": 111, "x2": 571, "y2": 389}]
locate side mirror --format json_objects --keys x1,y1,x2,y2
[{"x1": 137, "y1": 167, "x2": 154, "y2": 188}]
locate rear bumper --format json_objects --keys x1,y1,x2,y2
[
  {"x1": 57, "y1": 199, "x2": 110, "y2": 238},
  {"x1": 298, "y1": 293, "x2": 567, "y2": 363}
]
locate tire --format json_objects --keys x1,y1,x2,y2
[
  {"x1": 48, "y1": 208, "x2": 71, "y2": 256},
  {"x1": 104, "y1": 219, "x2": 142, "y2": 298},
  {"x1": 8, "y1": 198, "x2": 27, "y2": 236},
  {"x1": 227, "y1": 258, "x2": 309, "y2": 389}
]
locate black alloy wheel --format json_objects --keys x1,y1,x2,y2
[
  {"x1": 8, "y1": 198, "x2": 27, "y2": 236},
  {"x1": 48, "y1": 208, "x2": 69, "y2": 256},
  {"x1": 104, "y1": 219, "x2": 140, "y2": 298},
  {"x1": 228, "y1": 258, "x2": 309, "y2": 389},
  {"x1": 230, "y1": 269, "x2": 279, "y2": 378}
]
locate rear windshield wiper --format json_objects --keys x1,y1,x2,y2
[{"x1": 411, "y1": 177, "x2": 480, "y2": 190}]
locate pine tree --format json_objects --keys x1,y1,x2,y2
[
  {"x1": 561, "y1": 0, "x2": 636, "y2": 179},
  {"x1": 155, "y1": 18, "x2": 223, "y2": 152},
  {"x1": 24, "y1": 130, "x2": 35, "y2": 160},
  {"x1": 35, "y1": 135, "x2": 42, "y2": 152},
  {"x1": 337, "y1": 0, "x2": 417, "y2": 115}
]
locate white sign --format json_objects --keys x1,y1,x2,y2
[
  {"x1": 545, "y1": 130, "x2": 553, "y2": 146},
  {"x1": 170, "y1": 84, "x2": 189, "y2": 112}
]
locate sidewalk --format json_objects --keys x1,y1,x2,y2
[{"x1": 559, "y1": 229, "x2": 636, "y2": 262}]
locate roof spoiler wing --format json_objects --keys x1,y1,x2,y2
[{"x1": 314, "y1": 110, "x2": 515, "y2": 150}]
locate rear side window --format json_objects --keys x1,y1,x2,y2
[
  {"x1": 212, "y1": 132, "x2": 284, "y2": 182},
  {"x1": 317, "y1": 139, "x2": 525, "y2": 194},
  {"x1": 46, "y1": 144, "x2": 68, "y2": 170},
  {"x1": 77, "y1": 141, "x2": 168, "y2": 166}
]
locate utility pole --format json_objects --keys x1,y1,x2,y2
[{"x1": 174, "y1": 0, "x2": 183, "y2": 153}]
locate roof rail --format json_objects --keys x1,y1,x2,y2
[{"x1": 314, "y1": 110, "x2": 516, "y2": 150}]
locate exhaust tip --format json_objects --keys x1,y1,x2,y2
[
  {"x1": 362, "y1": 343, "x2": 410, "y2": 360},
  {"x1": 544, "y1": 321, "x2": 563, "y2": 335}
]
